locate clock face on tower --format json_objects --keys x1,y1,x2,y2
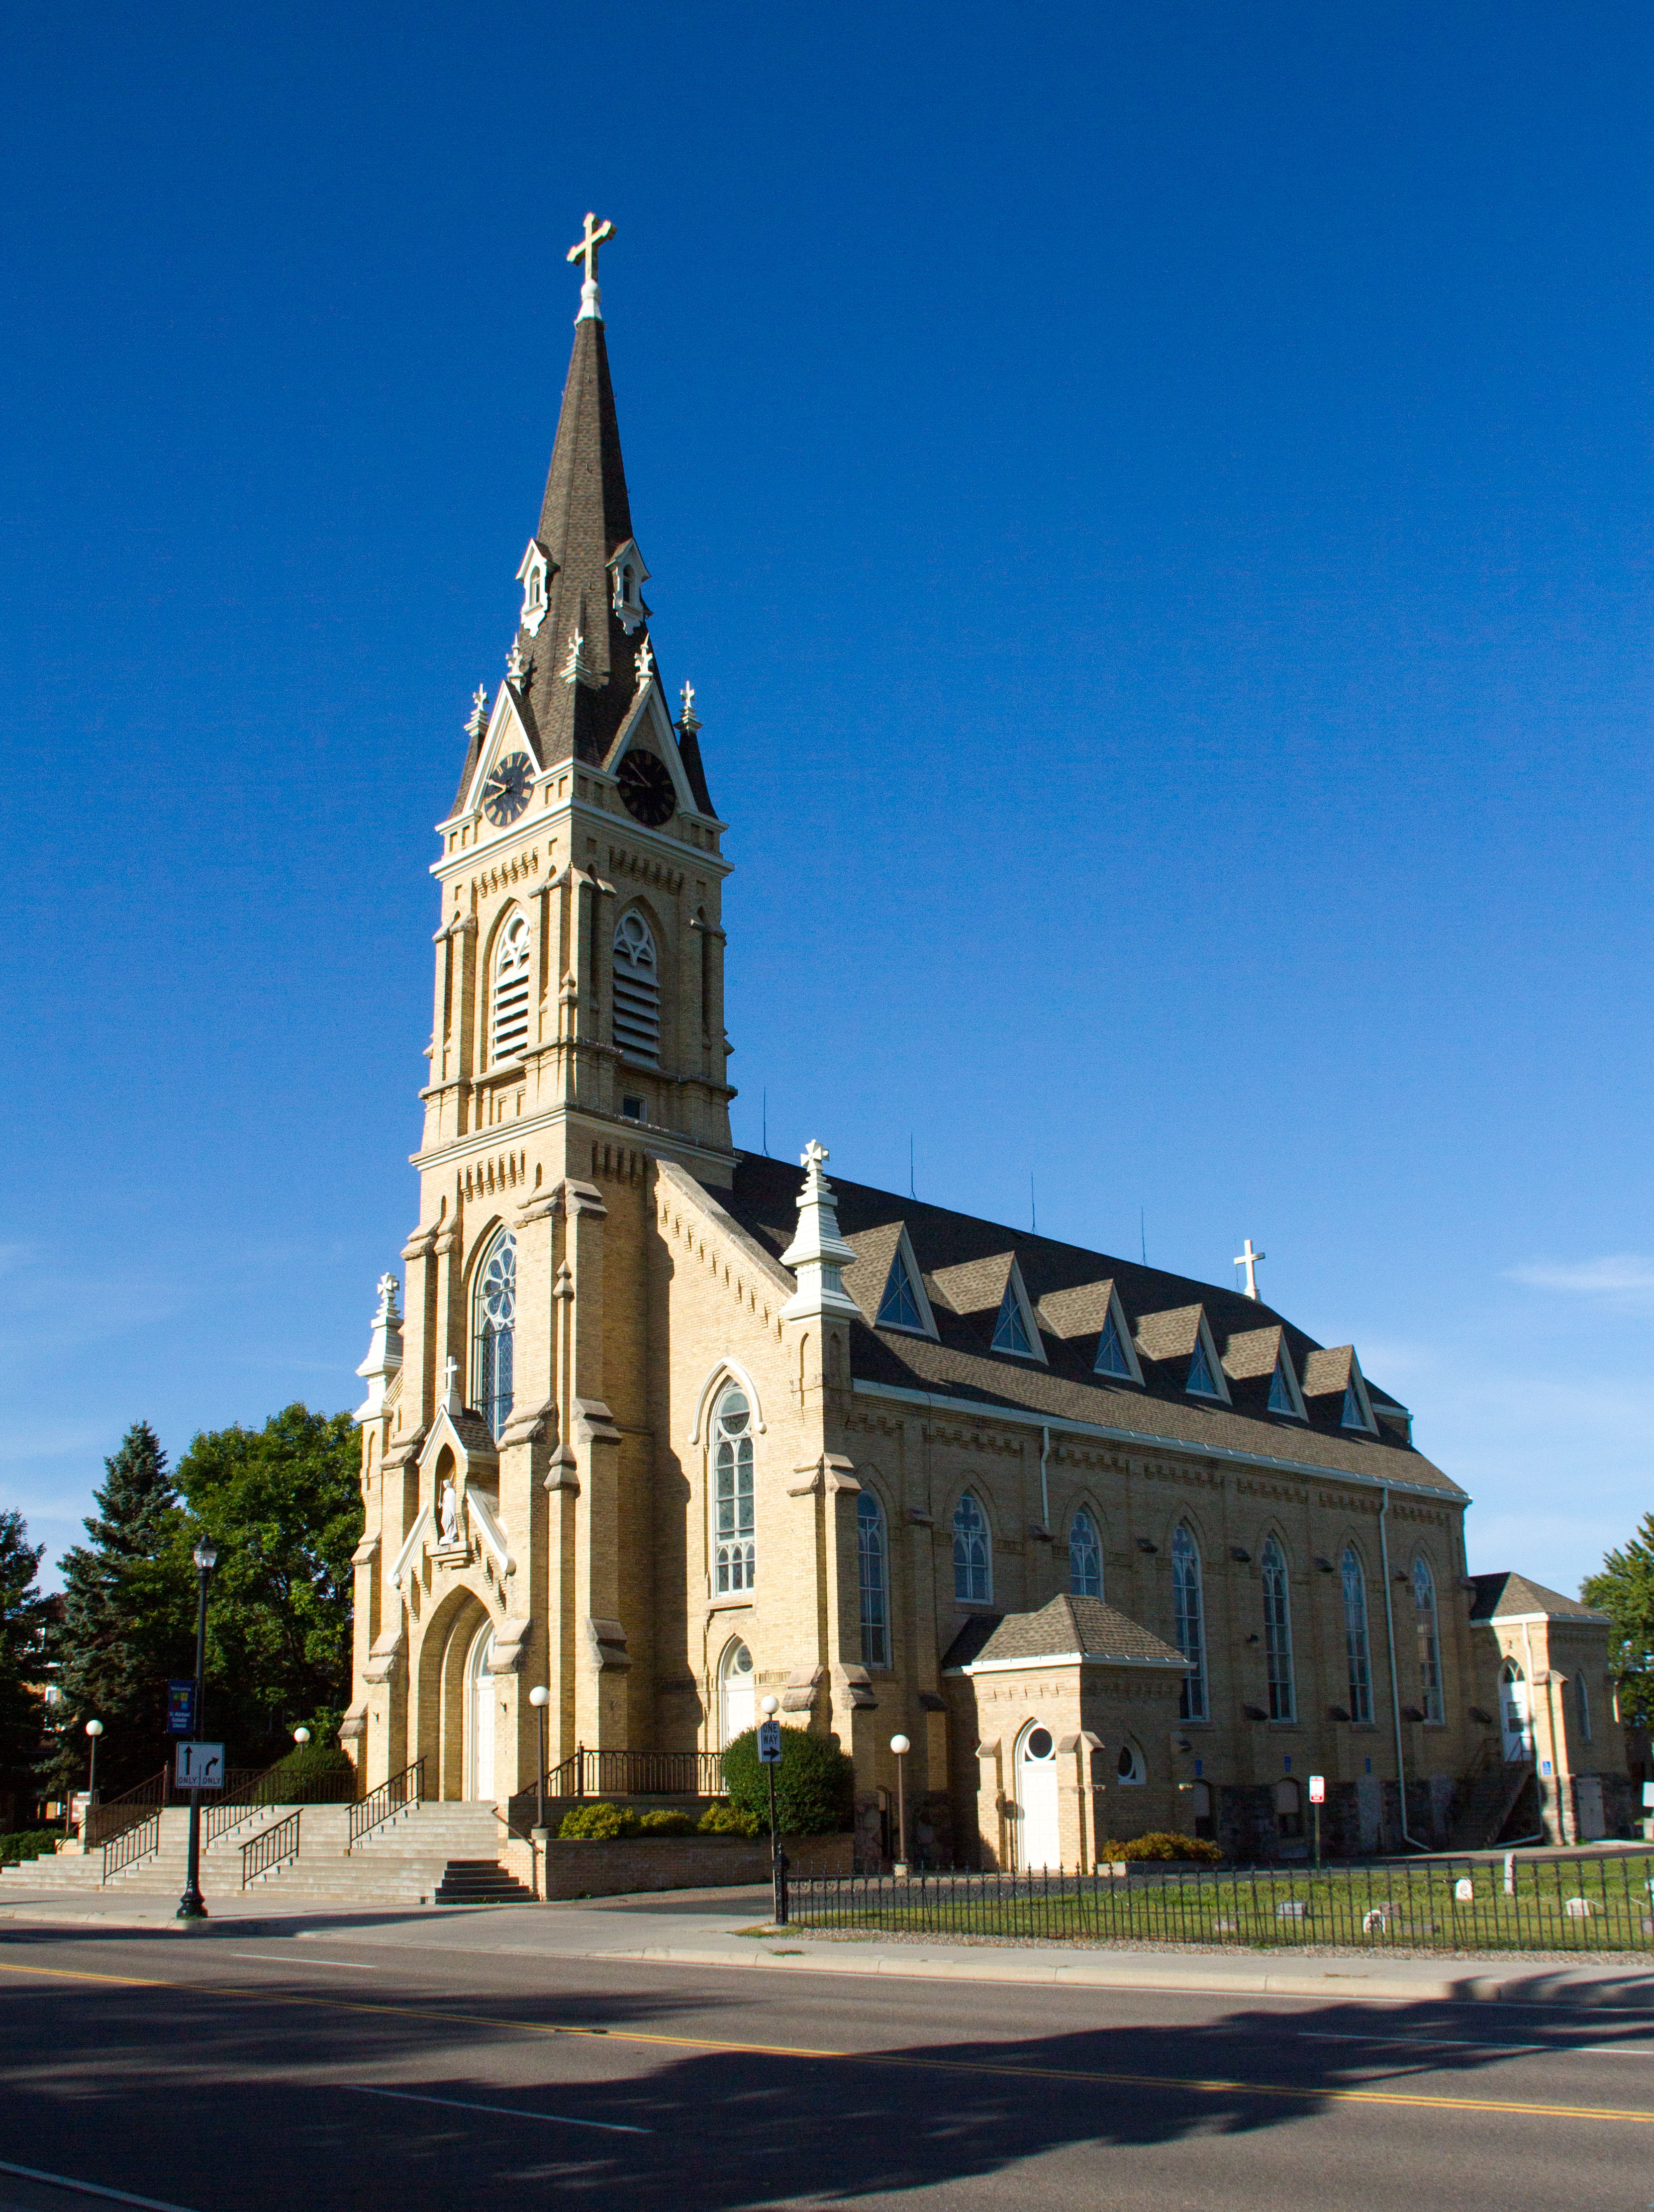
[
  {"x1": 617, "y1": 748, "x2": 677, "y2": 828},
  {"x1": 481, "y1": 752, "x2": 534, "y2": 826}
]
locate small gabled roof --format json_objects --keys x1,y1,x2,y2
[
  {"x1": 946, "y1": 1593, "x2": 1186, "y2": 1670},
  {"x1": 1469, "y1": 1572, "x2": 1611, "y2": 1626},
  {"x1": 929, "y1": 1251, "x2": 1015, "y2": 1317},
  {"x1": 1223, "y1": 1324, "x2": 1285, "y2": 1382}
]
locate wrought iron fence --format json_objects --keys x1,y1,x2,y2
[
  {"x1": 543, "y1": 1747, "x2": 727, "y2": 1800},
  {"x1": 241, "y1": 1811, "x2": 301, "y2": 1889},
  {"x1": 349, "y1": 1757, "x2": 424, "y2": 1850},
  {"x1": 85, "y1": 1770, "x2": 169, "y2": 1850},
  {"x1": 790, "y1": 1851, "x2": 1654, "y2": 1954},
  {"x1": 101, "y1": 1809, "x2": 162, "y2": 1885}
]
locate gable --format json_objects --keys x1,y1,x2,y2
[{"x1": 456, "y1": 684, "x2": 545, "y2": 824}]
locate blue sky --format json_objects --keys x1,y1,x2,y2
[{"x1": 2, "y1": 2, "x2": 1649, "y2": 1595}]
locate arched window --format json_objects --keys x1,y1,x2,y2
[
  {"x1": 1069, "y1": 1509, "x2": 1102, "y2": 1598},
  {"x1": 713, "y1": 1384, "x2": 755, "y2": 1594},
  {"x1": 1261, "y1": 1535, "x2": 1295, "y2": 1722},
  {"x1": 1172, "y1": 1523, "x2": 1207, "y2": 1721},
  {"x1": 1274, "y1": 1776, "x2": 1304, "y2": 1839},
  {"x1": 1342, "y1": 1548, "x2": 1372, "y2": 1723},
  {"x1": 473, "y1": 1230, "x2": 515, "y2": 1440},
  {"x1": 612, "y1": 910, "x2": 661, "y2": 1066},
  {"x1": 491, "y1": 913, "x2": 531, "y2": 1062},
  {"x1": 1412, "y1": 1557, "x2": 1443, "y2": 1723},
  {"x1": 1577, "y1": 1673, "x2": 1593, "y2": 1745},
  {"x1": 858, "y1": 1491, "x2": 888, "y2": 1667},
  {"x1": 953, "y1": 1492, "x2": 990, "y2": 1603},
  {"x1": 1116, "y1": 1741, "x2": 1145, "y2": 1784}
]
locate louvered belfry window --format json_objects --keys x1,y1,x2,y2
[
  {"x1": 491, "y1": 913, "x2": 531, "y2": 1062},
  {"x1": 612, "y1": 909, "x2": 661, "y2": 1066}
]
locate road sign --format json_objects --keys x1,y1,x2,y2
[
  {"x1": 175, "y1": 1741, "x2": 224, "y2": 1792},
  {"x1": 757, "y1": 1719, "x2": 782, "y2": 1764},
  {"x1": 1308, "y1": 1774, "x2": 1326, "y2": 1804},
  {"x1": 166, "y1": 1680, "x2": 195, "y2": 1735}
]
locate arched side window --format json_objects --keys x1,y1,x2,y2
[
  {"x1": 1172, "y1": 1523, "x2": 1207, "y2": 1721},
  {"x1": 718, "y1": 1638, "x2": 755, "y2": 1747},
  {"x1": 491, "y1": 913, "x2": 531, "y2": 1062},
  {"x1": 1261, "y1": 1535, "x2": 1295, "y2": 1722},
  {"x1": 858, "y1": 1491, "x2": 889, "y2": 1667},
  {"x1": 1342, "y1": 1548, "x2": 1373, "y2": 1723},
  {"x1": 473, "y1": 1229, "x2": 516, "y2": 1440},
  {"x1": 1069, "y1": 1509, "x2": 1102, "y2": 1598},
  {"x1": 613, "y1": 909, "x2": 661, "y2": 1066},
  {"x1": 1413, "y1": 1557, "x2": 1443, "y2": 1722},
  {"x1": 953, "y1": 1493, "x2": 990, "y2": 1603},
  {"x1": 713, "y1": 1384, "x2": 755, "y2": 1594}
]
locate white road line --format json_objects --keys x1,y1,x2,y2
[
  {"x1": 350, "y1": 2085, "x2": 652, "y2": 2134},
  {"x1": 1296, "y1": 2031, "x2": 1654, "y2": 2059},
  {"x1": 0, "y1": 2158, "x2": 199, "y2": 2212},
  {"x1": 225, "y1": 1950, "x2": 378, "y2": 1969}
]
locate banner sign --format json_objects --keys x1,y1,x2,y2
[{"x1": 166, "y1": 1681, "x2": 195, "y2": 1736}]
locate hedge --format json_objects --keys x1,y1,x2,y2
[
  {"x1": 721, "y1": 1727, "x2": 853, "y2": 1836},
  {"x1": 0, "y1": 1831, "x2": 60, "y2": 1866},
  {"x1": 1102, "y1": 1832, "x2": 1225, "y2": 1865}
]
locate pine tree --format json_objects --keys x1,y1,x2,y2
[
  {"x1": 48, "y1": 1422, "x2": 193, "y2": 1797},
  {"x1": 1582, "y1": 1513, "x2": 1654, "y2": 1729},
  {"x1": 0, "y1": 1511, "x2": 52, "y2": 1825}
]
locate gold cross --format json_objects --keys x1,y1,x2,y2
[{"x1": 567, "y1": 212, "x2": 615, "y2": 286}]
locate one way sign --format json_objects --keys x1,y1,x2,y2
[{"x1": 757, "y1": 1719, "x2": 782, "y2": 1764}]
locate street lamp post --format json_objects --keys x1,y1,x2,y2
[
  {"x1": 85, "y1": 1719, "x2": 103, "y2": 1809},
  {"x1": 528, "y1": 1687, "x2": 551, "y2": 1901},
  {"x1": 889, "y1": 1735, "x2": 910, "y2": 1873},
  {"x1": 176, "y1": 1540, "x2": 218, "y2": 1923},
  {"x1": 760, "y1": 1695, "x2": 788, "y2": 1927}
]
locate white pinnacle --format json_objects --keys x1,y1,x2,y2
[{"x1": 780, "y1": 1140, "x2": 862, "y2": 1324}]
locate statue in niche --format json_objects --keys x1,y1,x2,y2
[{"x1": 438, "y1": 1479, "x2": 460, "y2": 1547}]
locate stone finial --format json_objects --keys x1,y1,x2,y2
[
  {"x1": 466, "y1": 686, "x2": 488, "y2": 738},
  {"x1": 679, "y1": 680, "x2": 700, "y2": 735},
  {"x1": 561, "y1": 626, "x2": 594, "y2": 687},
  {"x1": 634, "y1": 636, "x2": 655, "y2": 690},
  {"x1": 505, "y1": 640, "x2": 528, "y2": 683},
  {"x1": 354, "y1": 1270, "x2": 405, "y2": 1426},
  {"x1": 779, "y1": 1139, "x2": 862, "y2": 1324}
]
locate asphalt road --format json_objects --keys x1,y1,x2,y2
[{"x1": 2, "y1": 1920, "x2": 1653, "y2": 2212}]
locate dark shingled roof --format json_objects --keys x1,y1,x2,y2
[
  {"x1": 1469, "y1": 1572, "x2": 1609, "y2": 1624},
  {"x1": 723, "y1": 1153, "x2": 1461, "y2": 1498},
  {"x1": 945, "y1": 1594, "x2": 1186, "y2": 1669},
  {"x1": 449, "y1": 312, "x2": 714, "y2": 819}
]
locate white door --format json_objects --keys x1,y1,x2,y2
[
  {"x1": 1017, "y1": 1725, "x2": 1061, "y2": 1871},
  {"x1": 719, "y1": 1640, "x2": 755, "y2": 1747},
  {"x1": 1501, "y1": 1667, "x2": 1531, "y2": 1763},
  {"x1": 468, "y1": 1625, "x2": 496, "y2": 1800}
]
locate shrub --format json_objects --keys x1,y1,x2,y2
[
  {"x1": 637, "y1": 1809, "x2": 696, "y2": 1836},
  {"x1": 558, "y1": 1802, "x2": 640, "y2": 1841},
  {"x1": 1104, "y1": 1832, "x2": 1224, "y2": 1865},
  {"x1": 0, "y1": 1831, "x2": 59, "y2": 1865},
  {"x1": 697, "y1": 1800, "x2": 762, "y2": 1836},
  {"x1": 257, "y1": 1742, "x2": 357, "y2": 1804},
  {"x1": 720, "y1": 1727, "x2": 854, "y2": 1836}
]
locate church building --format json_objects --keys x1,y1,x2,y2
[{"x1": 343, "y1": 221, "x2": 1633, "y2": 1865}]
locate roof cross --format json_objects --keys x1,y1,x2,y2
[
  {"x1": 1234, "y1": 1238, "x2": 1265, "y2": 1300},
  {"x1": 567, "y1": 212, "x2": 616, "y2": 321},
  {"x1": 443, "y1": 1353, "x2": 460, "y2": 1408}
]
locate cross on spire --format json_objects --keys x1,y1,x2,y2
[
  {"x1": 1234, "y1": 1239, "x2": 1266, "y2": 1299},
  {"x1": 567, "y1": 212, "x2": 616, "y2": 322},
  {"x1": 801, "y1": 1138, "x2": 829, "y2": 1176}
]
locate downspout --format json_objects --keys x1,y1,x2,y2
[
  {"x1": 1039, "y1": 1425, "x2": 1051, "y2": 1530},
  {"x1": 1378, "y1": 1486, "x2": 1429, "y2": 1852}
]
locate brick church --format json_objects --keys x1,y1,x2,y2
[{"x1": 342, "y1": 221, "x2": 1633, "y2": 1865}]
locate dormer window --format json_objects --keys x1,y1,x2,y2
[
  {"x1": 608, "y1": 538, "x2": 651, "y2": 635},
  {"x1": 516, "y1": 542, "x2": 552, "y2": 636}
]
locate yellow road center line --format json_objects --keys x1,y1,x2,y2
[
  {"x1": 0, "y1": 1957, "x2": 162, "y2": 1988},
  {"x1": 6, "y1": 1958, "x2": 1652, "y2": 2127}
]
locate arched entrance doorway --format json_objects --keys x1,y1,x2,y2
[
  {"x1": 718, "y1": 1640, "x2": 755, "y2": 1747},
  {"x1": 1016, "y1": 1723, "x2": 1060, "y2": 1871},
  {"x1": 467, "y1": 1622, "x2": 496, "y2": 1800},
  {"x1": 1501, "y1": 1659, "x2": 1531, "y2": 1762}
]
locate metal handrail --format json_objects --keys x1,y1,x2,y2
[
  {"x1": 543, "y1": 1747, "x2": 726, "y2": 1801},
  {"x1": 101, "y1": 1808, "x2": 162, "y2": 1884},
  {"x1": 85, "y1": 1769, "x2": 169, "y2": 1850},
  {"x1": 348, "y1": 1757, "x2": 424, "y2": 1850},
  {"x1": 241, "y1": 1810, "x2": 301, "y2": 1888}
]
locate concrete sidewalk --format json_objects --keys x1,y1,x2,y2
[{"x1": 5, "y1": 1878, "x2": 1654, "y2": 2010}]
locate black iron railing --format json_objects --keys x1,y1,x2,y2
[
  {"x1": 85, "y1": 1769, "x2": 169, "y2": 1850},
  {"x1": 101, "y1": 1809, "x2": 162, "y2": 1884},
  {"x1": 349, "y1": 1757, "x2": 424, "y2": 1850},
  {"x1": 790, "y1": 1851, "x2": 1654, "y2": 1954},
  {"x1": 241, "y1": 1811, "x2": 301, "y2": 1888},
  {"x1": 544, "y1": 1747, "x2": 727, "y2": 1800}
]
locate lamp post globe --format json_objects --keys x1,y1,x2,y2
[
  {"x1": 527, "y1": 1686, "x2": 550, "y2": 1841},
  {"x1": 760, "y1": 1695, "x2": 779, "y2": 1717},
  {"x1": 293, "y1": 1727, "x2": 310, "y2": 1746}
]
